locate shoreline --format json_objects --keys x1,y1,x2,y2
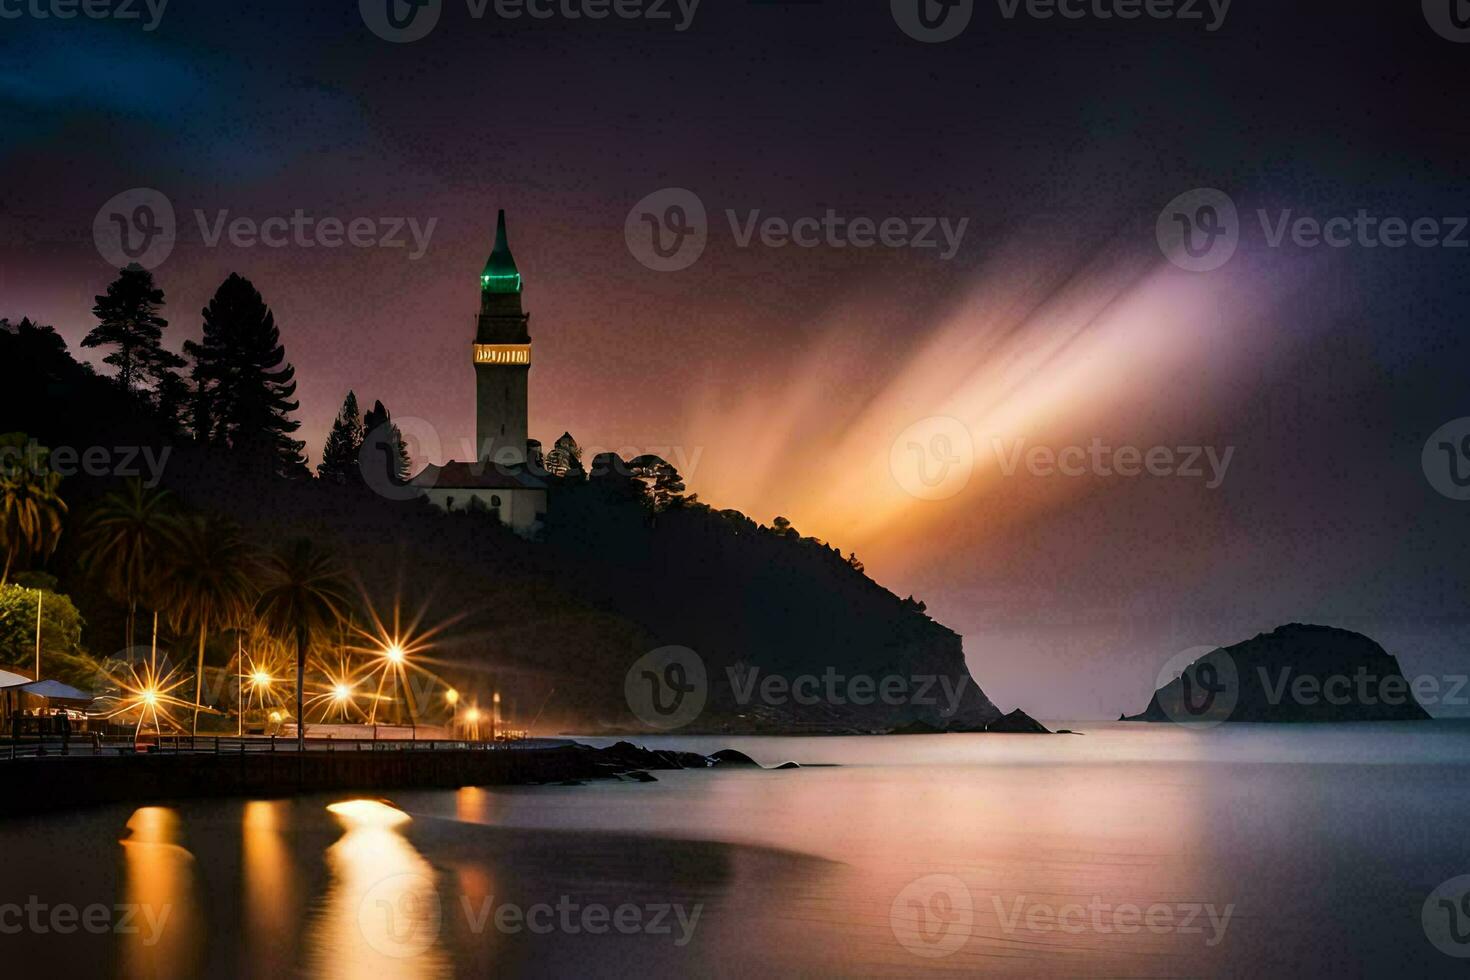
[{"x1": 0, "y1": 740, "x2": 728, "y2": 818}]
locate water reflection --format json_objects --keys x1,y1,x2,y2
[
  {"x1": 242, "y1": 801, "x2": 297, "y2": 979},
  {"x1": 308, "y1": 800, "x2": 450, "y2": 980},
  {"x1": 119, "y1": 806, "x2": 199, "y2": 980}
]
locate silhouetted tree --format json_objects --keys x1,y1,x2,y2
[
  {"x1": 0, "y1": 433, "x2": 67, "y2": 585},
  {"x1": 161, "y1": 513, "x2": 259, "y2": 735},
  {"x1": 154, "y1": 369, "x2": 192, "y2": 433},
  {"x1": 255, "y1": 538, "x2": 353, "y2": 753},
  {"x1": 78, "y1": 481, "x2": 175, "y2": 650},
  {"x1": 84, "y1": 265, "x2": 184, "y2": 394},
  {"x1": 186, "y1": 274, "x2": 307, "y2": 477},
  {"x1": 629, "y1": 454, "x2": 686, "y2": 511},
  {"x1": 318, "y1": 391, "x2": 365, "y2": 485},
  {"x1": 361, "y1": 400, "x2": 410, "y2": 483}
]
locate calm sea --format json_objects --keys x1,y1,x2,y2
[{"x1": 4, "y1": 722, "x2": 1470, "y2": 977}]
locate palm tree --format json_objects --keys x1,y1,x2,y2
[
  {"x1": 255, "y1": 538, "x2": 354, "y2": 753},
  {"x1": 162, "y1": 513, "x2": 260, "y2": 736},
  {"x1": 78, "y1": 481, "x2": 175, "y2": 650},
  {"x1": 0, "y1": 433, "x2": 68, "y2": 585}
]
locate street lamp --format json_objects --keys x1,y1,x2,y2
[
  {"x1": 492, "y1": 691, "x2": 500, "y2": 744},
  {"x1": 445, "y1": 688, "x2": 459, "y2": 738},
  {"x1": 333, "y1": 683, "x2": 352, "y2": 721}
]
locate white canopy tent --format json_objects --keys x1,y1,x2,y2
[
  {"x1": 0, "y1": 669, "x2": 32, "y2": 690},
  {"x1": 20, "y1": 680, "x2": 94, "y2": 702}
]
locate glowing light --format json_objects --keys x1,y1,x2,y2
[
  {"x1": 384, "y1": 643, "x2": 405, "y2": 665},
  {"x1": 326, "y1": 799, "x2": 411, "y2": 830},
  {"x1": 445, "y1": 689, "x2": 459, "y2": 705},
  {"x1": 99, "y1": 653, "x2": 193, "y2": 737},
  {"x1": 333, "y1": 683, "x2": 352, "y2": 702},
  {"x1": 480, "y1": 271, "x2": 522, "y2": 293},
  {"x1": 269, "y1": 711, "x2": 283, "y2": 724},
  {"x1": 465, "y1": 708, "x2": 480, "y2": 723},
  {"x1": 473, "y1": 344, "x2": 531, "y2": 365},
  {"x1": 251, "y1": 670, "x2": 272, "y2": 688}
]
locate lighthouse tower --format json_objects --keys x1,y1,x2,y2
[{"x1": 474, "y1": 210, "x2": 531, "y2": 465}]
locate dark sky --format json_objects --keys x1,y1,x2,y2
[{"x1": 3, "y1": 1, "x2": 1469, "y2": 717}]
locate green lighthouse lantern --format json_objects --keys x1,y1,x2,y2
[{"x1": 481, "y1": 210, "x2": 523, "y2": 294}]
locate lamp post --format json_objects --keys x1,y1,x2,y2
[
  {"x1": 446, "y1": 688, "x2": 459, "y2": 739},
  {"x1": 34, "y1": 588, "x2": 42, "y2": 680},
  {"x1": 492, "y1": 691, "x2": 500, "y2": 745}
]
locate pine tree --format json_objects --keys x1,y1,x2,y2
[
  {"x1": 317, "y1": 391, "x2": 365, "y2": 484},
  {"x1": 362, "y1": 400, "x2": 410, "y2": 483},
  {"x1": 84, "y1": 265, "x2": 184, "y2": 393},
  {"x1": 185, "y1": 274, "x2": 307, "y2": 477},
  {"x1": 154, "y1": 370, "x2": 192, "y2": 433},
  {"x1": 546, "y1": 432, "x2": 585, "y2": 479},
  {"x1": 628, "y1": 454, "x2": 686, "y2": 511},
  {"x1": 651, "y1": 461, "x2": 686, "y2": 511}
]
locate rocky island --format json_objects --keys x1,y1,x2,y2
[{"x1": 1122, "y1": 624, "x2": 1433, "y2": 724}]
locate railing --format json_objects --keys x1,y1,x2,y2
[{"x1": 0, "y1": 733, "x2": 531, "y2": 761}]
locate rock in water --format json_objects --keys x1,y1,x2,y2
[
  {"x1": 709, "y1": 749, "x2": 761, "y2": 767},
  {"x1": 1122, "y1": 624, "x2": 1433, "y2": 724},
  {"x1": 983, "y1": 709, "x2": 1052, "y2": 734}
]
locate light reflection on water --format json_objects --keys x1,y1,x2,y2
[
  {"x1": 242, "y1": 801, "x2": 296, "y2": 980},
  {"x1": 119, "y1": 806, "x2": 199, "y2": 980},
  {"x1": 308, "y1": 800, "x2": 451, "y2": 980},
  {"x1": 3, "y1": 724, "x2": 1470, "y2": 977}
]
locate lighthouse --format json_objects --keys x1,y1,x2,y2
[{"x1": 474, "y1": 210, "x2": 531, "y2": 465}]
